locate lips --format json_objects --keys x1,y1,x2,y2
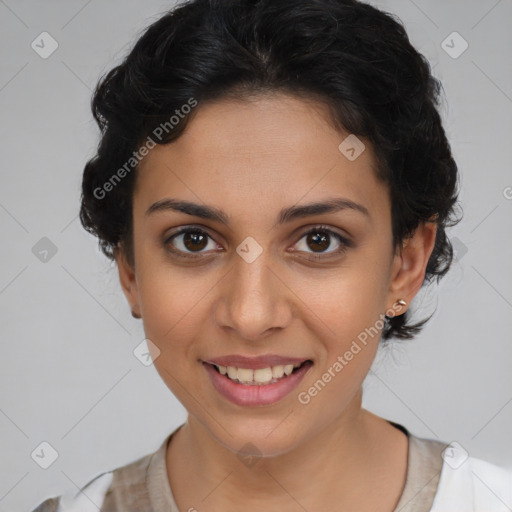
[{"x1": 202, "y1": 355, "x2": 313, "y2": 406}]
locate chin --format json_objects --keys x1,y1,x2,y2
[{"x1": 206, "y1": 414, "x2": 310, "y2": 459}]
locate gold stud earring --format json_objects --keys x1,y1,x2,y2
[{"x1": 386, "y1": 298, "x2": 408, "y2": 319}]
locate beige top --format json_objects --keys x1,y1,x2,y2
[{"x1": 32, "y1": 421, "x2": 450, "y2": 512}]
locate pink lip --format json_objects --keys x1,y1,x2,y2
[
  {"x1": 203, "y1": 360, "x2": 313, "y2": 407},
  {"x1": 204, "y1": 354, "x2": 308, "y2": 370}
]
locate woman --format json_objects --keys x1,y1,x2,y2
[{"x1": 32, "y1": 0, "x2": 512, "y2": 510}]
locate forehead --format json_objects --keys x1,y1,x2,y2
[{"x1": 134, "y1": 93, "x2": 389, "y2": 223}]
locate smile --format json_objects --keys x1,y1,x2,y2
[
  {"x1": 203, "y1": 358, "x2": 313, "y2": 406},
  {"x1": 212, "y1": 361, "x2": 305, "y2": 385}
]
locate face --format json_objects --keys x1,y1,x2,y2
[{"x1": 116, "y1": 93, "x2": 436, "y2": 457}]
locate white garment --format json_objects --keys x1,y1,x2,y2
[
  {"x1": 431, "y1": 442, "x2": 512, "y2": 511},
  {"x1": 57, "y1": 473, "x2": 113, "y2": 512}
]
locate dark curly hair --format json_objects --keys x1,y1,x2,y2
[{"x1": 79, "y1": 0, "x2": 462, "y2": 341}]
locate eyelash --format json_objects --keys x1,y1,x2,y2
[{"x1": 163, "y1": 225, "x2": 352, "y2": 261}]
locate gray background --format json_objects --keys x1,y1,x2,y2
[{"x1": 1, "y1": 0, "x2": 511, "y2": 510}]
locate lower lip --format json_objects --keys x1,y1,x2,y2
[{"x1": 203, "y1": 361, "x2": 312, "y2": 406}]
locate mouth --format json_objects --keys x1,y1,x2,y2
[
  {"x1": 202, "y1": 358, "x2": 313, "y2": 406},
  {"x1": 207, "y1": 360, "x2": 312, "y2": 386}
]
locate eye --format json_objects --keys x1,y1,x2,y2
[
  {"x1": 292, "y1": 225, "x2": 351, "y2": 259},
  {"x1": 164, "y1": 224, "x2": 352, "y2": 261},
  {"x1": 164, "y1": 227, "x2": 219, "y2": 259}
]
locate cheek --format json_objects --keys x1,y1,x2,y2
[
  {"x1": 302, "y1": 261, "x2": 389, "y2": 337},
  {"x1": 295, "y1": 256, "x2": 390, "y2": 385},
  {"x1": 294, "y1": 283, "x2": 385, "y2": 418},
  {"x1": 137, "y1": 267, "x2": 208, "y2": 399},
  {"x1": 136, "y1": 260, "x2": 209, "y2": 359},
  {"x1": 306, "y1": 291, "x2": 383, "y2": 381}
]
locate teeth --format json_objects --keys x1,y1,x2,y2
[
  {"x1": 272, "y1": 365, "x2": 285, "y2": 379},
  {"x1": 283, "y1": 364, "x2": 294, "y2": 376},
  {"x1": 254, "y1": 367, "x2": 273, "y2": 384},
  {"x1": 213, "y1": 362, "x2": 305, "y2": 385},
  {"x1": 237, "y1": 368, "x2": 253, "y2": 383}
]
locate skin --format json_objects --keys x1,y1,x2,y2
[{"x1": 115, "y1": 92, "x2": 437, "y2": 511}]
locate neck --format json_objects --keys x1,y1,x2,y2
[{"x1": 166, "y1": 389, "x2": 408, "y2": 511}]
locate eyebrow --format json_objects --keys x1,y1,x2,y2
[{"x1": 145, "y1": 197, "x2": 370, "y2": 227}]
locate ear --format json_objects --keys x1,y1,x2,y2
[
  {"x1": 114, "y1": 245, "x2": 141, "y2": 319},
  {"x1": 386, "y1": 218, "x2": 437, "y2": 315}
]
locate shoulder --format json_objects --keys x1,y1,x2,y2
[
  {"x1": 30, "y1": 427, "x2": 181, "y2": 512},
  {"x1": 431, "y1": 441, "x2": 512, "y2": 511},
  {"x1": 30, "y1": 450, "x2": 155, "y2": 512},
  {"x1": 396, "y1": 425, "x2": 512, "y2": 511},
  {"x1": 30, "y1": 472, "x2": 114, "y2": 512}
]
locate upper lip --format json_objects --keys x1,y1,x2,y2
[{"x1": 204, "y1": 354, "x2": 310, "y2": 369}]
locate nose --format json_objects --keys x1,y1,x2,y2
[{"x1": 214, "y1": 252, "x2": 293, "y2": 342}]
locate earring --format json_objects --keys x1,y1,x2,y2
[{"x1": 386, "y1": 298, "x2": 407, "y2": 319}]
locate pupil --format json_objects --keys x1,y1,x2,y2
[
  {"x1": 184, "y1": 232, "x2": 207, "y2": 251},
  {"x1": 308, "y1": 231, "x2": 329, "y2": 252}
]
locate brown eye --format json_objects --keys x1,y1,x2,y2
[
  {"x1": 294, "y1": 226, "x2": 352, "y2": 259},
  {"x1": 181, "y1": 231, "x2": 208, "y2": 251},
  {"x1": 164, "y1": 228, "x2": 217, "y2": 258},
  {"x1": 306, "y1": 231, "x2": 330, "y2": 252}
]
